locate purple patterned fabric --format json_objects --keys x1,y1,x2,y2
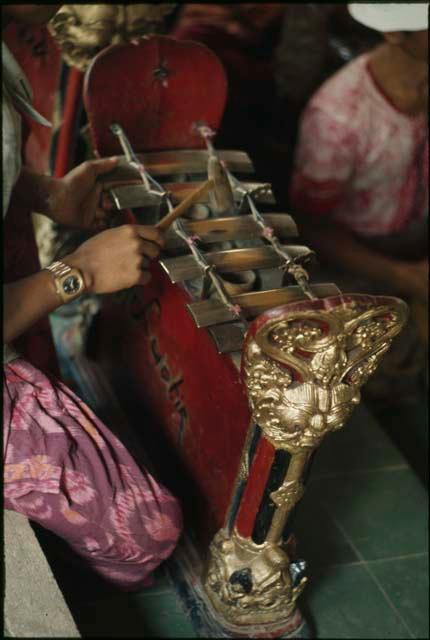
[{"x1": 4, "y1": 358, "x2": 182, "y2": 591}]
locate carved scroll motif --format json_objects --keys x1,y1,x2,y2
[
  {"x1": 205, "y1": 296, "x2": 408, "y2": 630},
  {"x1": 49, "y1": 4, "x2": 176, "y2": 71},
  {"x1": 243, "y1": 299, "x2": 408, "y2": 453}
]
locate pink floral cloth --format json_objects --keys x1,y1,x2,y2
[
  {"x1": 4, "y1": 358, "x2": 182, "y2": 591},
  {"x1": 290, "y1": 53, "x2": 428, "y2": 237}
]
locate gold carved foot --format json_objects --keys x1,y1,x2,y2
[{"x1": 206, "y1": 529, "x2": 306, "y2": 626}]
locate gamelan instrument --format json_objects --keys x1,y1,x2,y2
[{"x1": 82, "y1": 37, "x2": 407, "y2": 638}]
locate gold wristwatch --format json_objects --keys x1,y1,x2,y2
[{"x1": 44, "y1": 261, "x2": 85, "y2": 304}]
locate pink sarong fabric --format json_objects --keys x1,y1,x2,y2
[{"x1": 3, "y1": 357, "x2": 182, "y2": 591}]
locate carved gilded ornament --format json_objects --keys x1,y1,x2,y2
[
  {"x1": 205, "y1": 297, "x2": 407, "y2": 629},
  {"x1": 49, "y1": 4, "x2": 176, "y2": 71},
  {"x1": 206, "y1": 529, "x2": 307, "y2": 626},
  {"x1": 243, "y1": 298, "x2": 408, "y2": 452}
]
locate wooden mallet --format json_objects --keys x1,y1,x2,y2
[{"x1": 156, "y1": 179, "x2": 214, "y2": 231}]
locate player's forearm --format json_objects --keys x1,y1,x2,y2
[
  {"x1": 10, "y1": 167, "x2": 61, "y2": 218},
  {"x1": 3, "y1": 271, "x2": 63, "y2": 344},
  {"x1": 299, "y1": 217, "x2": 411, "y2": 294},
  {"x1": 3, "y1": 244, "x2": 95, "y2": 344}
]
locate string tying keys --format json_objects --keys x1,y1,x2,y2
[
  {"x1": 192, "y1": 121, "x2": 216, "y2": 140},
  {"x1": 228, "y1": 303, "x2": 243, "y2": 317},
  {"x1": 185, "y1": 234, "x2": 201, "y2": 247},
  {"x1": 262, "y1": 226, "x2": 274, "y2": 239}
]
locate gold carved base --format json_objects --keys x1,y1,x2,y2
[{"x1": 205, "y1": 530, "x2": 306, "y2": 627}]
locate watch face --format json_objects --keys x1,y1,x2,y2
[{"x1": 62, "y1": 274, "x2": 82, "y2": 295}]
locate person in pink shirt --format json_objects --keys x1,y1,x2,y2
[
  {"x1": 290, "y1": 3, "x2": 428, "y2": 404},
  {"x1": 290, "y1": 3, "x2": 428, "y2": 306}
]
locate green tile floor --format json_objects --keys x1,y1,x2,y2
[
  {"x1": 33, "y1": 400, "x2": 428, "y2": 639},
  {"x1": 291, "y1": 402, "x2": 428, "y2": 639}
]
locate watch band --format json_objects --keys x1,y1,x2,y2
[
  {"x1": 44, "y1": 260, "x2": 85, "y2": 304},
  {"x1": 45, "y1": 261, "x2": 73, "y2": 279}
]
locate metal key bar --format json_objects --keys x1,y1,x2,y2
[
  {"x1": 208, "y1": 322, "x2": 247, "y2": 354},
  {"x1": 109, "y1": 184, "x2": 165, "y2": 209},
  {"x1": 105, "y1": 180, "x2": 275, "y2": 208},
  {"x1": 102, "y1": 149, "x2": 254, "y2": 182},
  {"x1": 187, "y1": 283, "x2": 341, "y2": 328},
  {"x1": 166, "y1": 181, "x2": 275, "y2": 205},
  {"x1": 160, "y1": 245, "x2": 315, "y2": 283},
  {"x1": 164, "y1": 214, "x2": 298, "y2": 250},
  {"x1": 148, "y1": 149, "x2": 254, "y2": 174}
]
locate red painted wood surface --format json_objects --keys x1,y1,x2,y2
[
  {"x1": 84, "y1": 37, "x2": 228, "y2": 155},
  {"x1": 84, "y1": 36, "x2": 277, "y2": 546},
  {"x1": 96, "y1": 265, "x2": 252, "y2": 543},
  {"x1": 4, "y1": 24, "x2": 61, "y2": 174},
  {"x1": 53, "y1": 68, "x2": 84, "y2": 177},
  {"x1": 234, "y1": 438, "x2": 276, "y2": 538}
]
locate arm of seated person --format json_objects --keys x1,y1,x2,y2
[
  {"x1": 4, "y1": 224, "x2": 164, "y2": 344},
  {"x1": 290, "y1": 180, "x2": 428, "y2": 303},
  {"x1": 4, "y1": 271, "x2": 65, "y2": 344}
]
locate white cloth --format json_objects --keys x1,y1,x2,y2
[
  {"x1": 2, "y1": 43, "x2": 52, "y2": 363},
  {"x1": 2, "y1": 42, "x2": 52, "y2": 217},
  {"x1": 348, "y1": 3, "x2": 429, "y2": 33}
]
